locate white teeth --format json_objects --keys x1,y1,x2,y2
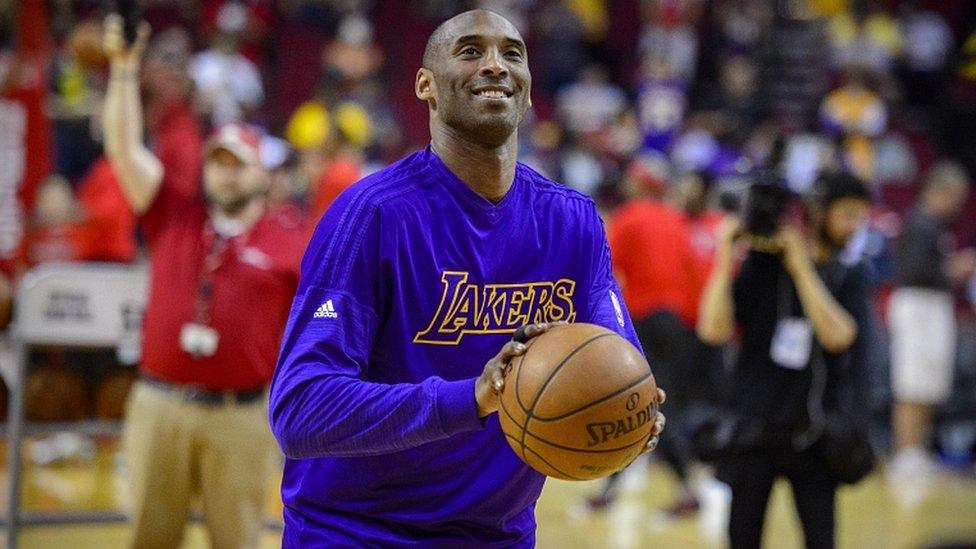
[{"x1": 477, "y1": 90, "x2": 506, "y2": 99}]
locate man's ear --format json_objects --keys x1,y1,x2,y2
[{"x1": 416, "y1": 68, "x2": 435, "y2": 105}]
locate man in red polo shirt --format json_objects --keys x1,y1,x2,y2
[
  {"x1": 103, "y1": 16, "x2": 306, "y2": 548},
  {"x1": 588, "y1": 154, "x2": 701, "y2": 516}
]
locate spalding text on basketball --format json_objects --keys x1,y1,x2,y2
[
  {"x1": 414, "y1": 271, "x2": 577, "y2": 344},
  {"x1": 585, "y1": 402, "x2": 655, "y2": 447}
]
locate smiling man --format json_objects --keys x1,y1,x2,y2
[{"x1": 270, "y1": 10, "x2": 665, "y2": 547}]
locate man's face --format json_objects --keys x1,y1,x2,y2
[
  {"x1": 931, "y1": 184, "x2": 969, "y2": 219},
  {"x1": 203, "y1": 148, "x2": 267, "y2": 215},
  {"x1": 418, "y1": 12, "x2": 531, "y2": 147},
  {"x1": 824, "y1": 197, "x2": 870, "y2": 248},
  {"x1": 674, "y1": 173, "x2": 706, "y2": 215}
]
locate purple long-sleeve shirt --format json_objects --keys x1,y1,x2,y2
[{"x1": 270, "y1": 147, "x2": 640, "y2": 547}]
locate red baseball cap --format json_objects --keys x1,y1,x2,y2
[
  {"x1": 626, "y1": 154, "x2": 671, "y2": 194},
  {"x1": 205, "y1": 123, "x2": 262, "y2": 165}
]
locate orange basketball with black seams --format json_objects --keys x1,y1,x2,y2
[{"x1": 498, "y1": 322, "x2": 658, "y2": 480}]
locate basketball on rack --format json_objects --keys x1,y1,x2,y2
[{"x1": 26, "y1": 361, "x2": 89, "y2": 421}]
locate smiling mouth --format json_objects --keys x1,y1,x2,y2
[{"x1": 473, "y1": 89, "x2": 513, "y2": 99}]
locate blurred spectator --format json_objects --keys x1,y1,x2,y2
[
  {"x1": 189, "y1": 1, "x2": 265, "y2": 127},
  {"x1": 534, "y1": 1, "x2": 588, "y2": 97},
  {"x1": 887, "y1": 160, "x2": 974, "y2": 510},
  {"x1": 556, "y1": 64, "x2": 626, "y2": 135},
  {"x1": 319, "y1": 13, "x2": 382, "y2": 95},
  {"x1": 899, "y1": 7, "x2": 953, "y2": 109},
  {"x1": 23, "y1": 165, "x2": 137, "y2": 267},
  {"x1": 73, "y1": 158, "x2": 138, "y2": 262},
  {"x1": 638, "y1": 0, "x2": 701, "y2": 83},
  {"x1": 820, "y1": 67, "x2": 888, "y2": 183},
  {"x1": 672, "y1": 170, "x2": 723, "y2": 325},
  {"x1": 102, "y1": 14, "x2": 306, "y2": 547},
  {"x1": 636, "y1": 54, "x2": 688, "y2": 154},
  {"x1": 587, "y1": 154, "x2": 700, "y2": 515},
  {"x1": 285, "y1": 94, "x2": 372, "y2": 217},
  {"x1": 24, "y1": 174, "x2": 83, "y2": 265},
  {"x1": 671, "y1": 126, "x2": 752, "y2": 182},
  {"x1": 692, "y1": 53, "x2": 760, "y2": 148},
  {"x1": 713, "y1": 0, "x2": 770, "y2": 55},
  {"x1": 558, "y1": 136, "x2": 608, "y2": 197},
  {"x1": 310, "y1": 130, "x2": 365, "y2": 218},
  {"x1": 199, "y1": 0, "x2": 274, "y2": 65},
  {"x1": 520, "y1": 119, "x2": 563, "y2": 180},
  {"x1": 50, "y1": 18, "x2": 105, "y2": 185},
  {"x1": 826, "y1": 2, "x2": 902, "y2": 74}
]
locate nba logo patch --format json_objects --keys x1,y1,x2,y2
[{"x1": 609, "y1": 290, "x2": 625, "y2": 328}]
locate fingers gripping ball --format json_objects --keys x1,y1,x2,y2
[{"x1": 498, "y1": 323, "x2": 658, "y2": 480}]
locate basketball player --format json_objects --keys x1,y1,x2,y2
[{"x1": 270, "y1": 10, "x2": 666, "y2": 546}]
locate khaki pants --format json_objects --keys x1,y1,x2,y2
[{"x1": 122, "y1": 381, "x2": 274, "y2": 549}]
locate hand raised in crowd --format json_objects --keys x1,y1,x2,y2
[
  {"x1": 775, "y1": 224, "x2": 813, "y2": 275},
  {"x1": 716, "y1": 215, "x2": 744, "y2": 250},
  {"x1": 102, "y1": 13, "x2": 151, "y2": 69}
]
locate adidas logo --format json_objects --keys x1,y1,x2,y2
[{"x1": 313, "y1": 299, "x2": 338, "y2": 319}]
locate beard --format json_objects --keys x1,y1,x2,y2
[
  {"x1": 205, "y1": 189, "x2": 256, "y2": 216},
  {"x1": 437, "y1": 92, "x2": 526, "y2": 148},
  {"x1": 819, "y1": 223, "x2": 846, "y2": 252}
]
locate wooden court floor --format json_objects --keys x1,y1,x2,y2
[{"x1": 6, "y1": 437, "x2": 976, "y2": 548}]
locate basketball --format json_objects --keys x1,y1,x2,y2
[
  {"x1": 26, "y1": 362, "x2": 89, "y2": 421},
  {"x1": 498, "y1": 323, "x2": 658, "y2": 481},
  {"x1": 94, "y1": 367, "x2": 136, "y2": 420}
]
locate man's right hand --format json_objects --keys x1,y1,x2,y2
[
  {"x1": 103, "y1": 13, "x2": 150, "y2": 70},
  {"x1": 716, "y1": 215, "x2": 743, "y2": 249},
  {"x1": 474, "y1": 322, "x2": 563, "y2": 418}
]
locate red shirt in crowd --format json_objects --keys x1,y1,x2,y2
[
  {"x1": 137, "y1": 103, "x2": 307, "y2": 390},
  {"x1": 75, "y1": 157, "x2": 138, "y2": 262},
  {"x1": 608, "y1": 198, "x2": 697, "y2": 324},
  {"x1": 680, "y1": 210, "x2": 723, "y2": 325},
  {"x1": 311, "y1": 153, "x2": 361, "y2": 219},
  {"x1": 23, "y1": 160, "x2": 137, "y2": 266}
]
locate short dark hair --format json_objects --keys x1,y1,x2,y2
[
  {"x1": 808, "y1": 171, "x2": 871, "y2": 209},
  {"x1": 422, "y1": 20, "x2": 452, "y2": 69}
]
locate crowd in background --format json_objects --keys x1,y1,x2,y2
[{"x1": 2, "y1": 0, "x2": 976, "y2": 506}]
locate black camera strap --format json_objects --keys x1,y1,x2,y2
[{"x1": 792, "y1": 261, "x2": 851, "y2": 451}]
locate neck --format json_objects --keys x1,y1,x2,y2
[
  {"x1": 430, "y1": 124, "x2": 518, "y2": 203},
  {"x1": 209, "y1": 198, "x2": 265, "y2": 236}
]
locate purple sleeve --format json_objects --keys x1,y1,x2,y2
[
  {"x1": 583, "y1": 206, "x2": 644, "y2": 354},
  {"x1": 268, "y1": 196, "x2": 483, "y2": 459}
]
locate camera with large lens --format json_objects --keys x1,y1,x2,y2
[{"x1": 743, "y1": 171, "x2": 792, "y2": 237}]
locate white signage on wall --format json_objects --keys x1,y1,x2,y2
[{"x1": 16, "y1": 263, "x2": 149, "y2": 350}]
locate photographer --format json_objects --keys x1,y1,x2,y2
[{"x1": 697, "y1": 172, "x2": 873, "y2": 549}]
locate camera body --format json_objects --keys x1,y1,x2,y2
[
  {"x1": 718, "y1": 171, "x2": 799, "y2": 238},
  {"x1": 743, "y1": 177, "x2": 793, "y2": 237},
  {"x1": 115, "y1": 0, "x2": 141, "y2": 45}
]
